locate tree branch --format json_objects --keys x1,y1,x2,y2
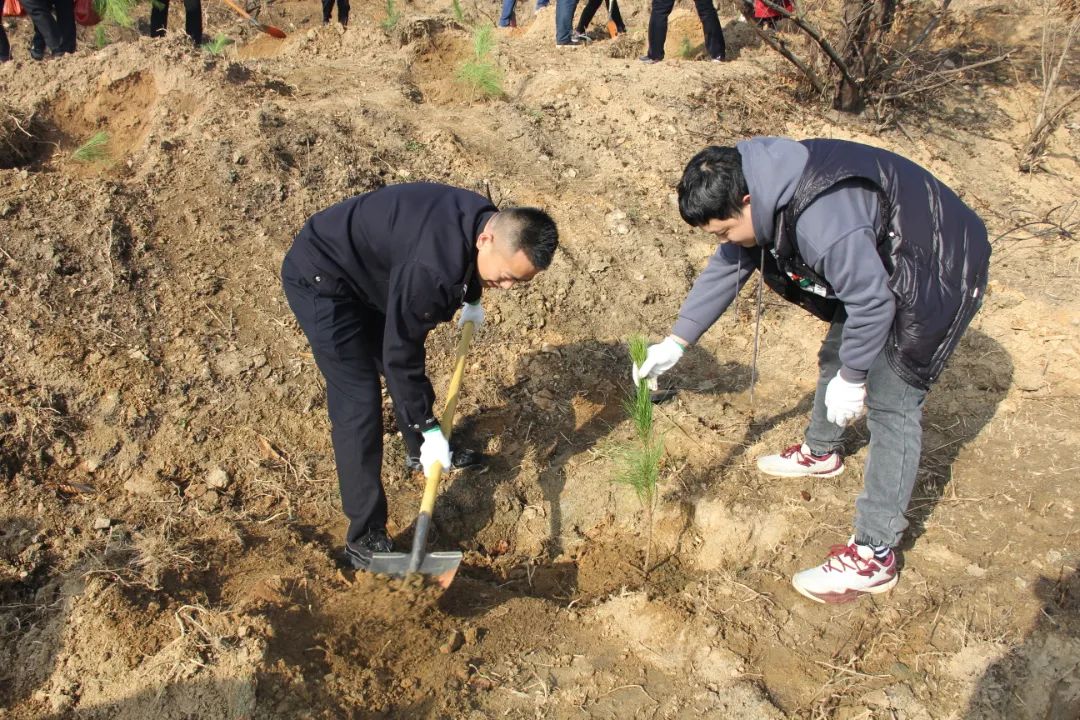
[
  {"x1": 757, "y1": 0, "x2": 863, "y2": 92},
  {"x1": 738, "y1": 3, "x2": 826, "y2": 93}
]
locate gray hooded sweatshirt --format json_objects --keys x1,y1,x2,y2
[{"x1": 671, "y1": 137, "x2": 895, "y2": 382}]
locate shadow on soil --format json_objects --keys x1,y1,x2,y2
[
  {"x1": 966, "y1": 567, "x2": 1080, "y2": 719},
  {"x1": 432, "y1": 339, "x2": 745, "y2": 606}
]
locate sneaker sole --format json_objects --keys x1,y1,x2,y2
[
  {"x1": 756, "y1": 462, "x2": 844, "y2": 479},
  {"x1": 792, "y1": 573, "x2": 898, "y2": 604}
]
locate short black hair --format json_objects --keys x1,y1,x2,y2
[
  {"x1": 677, "y1": 146, "x2": 749, "y2": 226},
  {"x1": 498, "y1": 207, "x2": 559, "y2": 270}
]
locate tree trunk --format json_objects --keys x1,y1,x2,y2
[{"x1": 834, "y1": 0, "x2": 897, "y2": 112}]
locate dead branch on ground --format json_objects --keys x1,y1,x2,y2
[{"x1": 1019, "y1": 9, "x2": 1079, "y2": 172}]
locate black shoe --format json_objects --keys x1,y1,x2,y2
[
  {"x1": 555, "y1": 39, "x2": 584, "y2": 48},
  {"x1": 344, "y1": 528, "x2": 394, "y2": 570},
  {"x1": 405, "y1": 448, "x2": 482, "y2": 473},
  {"x1": 29, "y1": 46, "x2": 44, "y2": 61}
]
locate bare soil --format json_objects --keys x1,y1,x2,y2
[{"x1": 1, "y1": 0, "x2": 1079, "y2": 717}]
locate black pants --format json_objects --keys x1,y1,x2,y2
[
  {"x1": 150, "y1": 0, "x2": 203, "y2": 45},
  {"x1": 23, "y1": 0, "x2": 75, "y2": 54},
  {"x1": 646, "y1": 0, "x2": 725, "y2": 60},
  {"x1": 321, "y1": 0, "x2": 349, "y2": 24},
  {"x1": 0, "y1": 22, "x2": 9, "y2": 60},
  {"x1": 576, "y1": 0, "x2": 625, "y2": 33},
  {"x1": 282, "y1": 257, "x2": 422, "y2": 545}
]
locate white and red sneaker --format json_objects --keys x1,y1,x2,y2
[
  {"x1": 792, "y1": 537, "x2": 898, "y2": 604},
  {"x1": 756, "y1": 443, "x2": 844, "y2": 478}
]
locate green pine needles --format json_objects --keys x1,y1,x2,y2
[
  {"x1": 71, "y1": 131, "x2": 110, "y2": 164},
  {"x1": 93, "y1": 0, "x2": 138, "y2": 28},
  {"x1": 451, "y1": 0, "x2": 465, "y2": 23},
  {"x1": 679, "y1": 35, "x2": 694, "y2": 59},
  {"x1": 616, "y1": 335, "x2": 666, "y2": 579},
  {"x1": 456, "y1": 24, "x2": 503, "y2": 98},
  {"x1": 381, "y1": 0, "x2": 401, "y2": 32},
  {"x1": 201, "y1": 33, "x2": 234, "y2": 55}
]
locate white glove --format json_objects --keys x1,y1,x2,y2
[
  {"x1": 419, "y1": 426, "x2": 452, "y2": 475},
  {"x1": 825, "y1": 371, "x2": 866, "y2": 427},
  {"x1": 632, "y1": 336, "x2": 685, "y2": 389},
  {"x1": 458, "y1": 301, "x2": 484, "y2": 330}
]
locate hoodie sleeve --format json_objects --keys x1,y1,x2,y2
[
  {"x1": 382, "y1": 262, "x2": 451, "y2": 431},
  {"x1": 797, "y1": 182, "x2": 895, "y2": 382},
  {"x1": 671, "y1": 243, "x2": 756, "y2": 345}
]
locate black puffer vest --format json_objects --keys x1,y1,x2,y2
[{"x1": 754, "y1": 139, "x2": 990, "y2": 390}]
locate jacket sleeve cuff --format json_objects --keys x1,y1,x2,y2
[
  {"x1": 839, "y1": 366, "x2": 868, "y2": 383},
  {"x1": 410, "y1": 415, "x2": 440, "y2": 433},
  {"x1": 671, "y1": 317, "x2": 706, "y2": 346}
]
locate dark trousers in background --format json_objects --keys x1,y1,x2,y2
[
  {"x1": 150, "y1": 0, "x2": 203, "y2": 45},
  {"x1": 282, "y1": 257, "x2": 422, "y2": 545},
  {"x1": 0, "y1": 22, "x2": 9, "y2": 60},
  {"x1": 321, "y1": 0, "x2": 349, "y2": 25},
  {"x1": 576, "y1": 0, "x2": 624, "y2": 33},
  {"x1": 646, "y1": 0, "x2": 725, "y2": 60},
  {"x1": 23, "y1": 0, "x2": 75, "y2": 54}
]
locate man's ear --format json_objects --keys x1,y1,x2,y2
[
  {"x1": 476, "y1": 231, "x2": 495, "y2": 251},
  {"x1": 741, "y1": 194, "x2": 751, "y2": 207}
]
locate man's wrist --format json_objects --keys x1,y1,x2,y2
[
  {"x1": 667, "y1": 335, "x2": 689, "y2": 351},
  {"x1": 838, "y1": 366, "x2": 867, "y2": 384}
]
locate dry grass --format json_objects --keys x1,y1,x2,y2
[{"x1": 0, "y1": 103, "x2": 37, "y2": 169}]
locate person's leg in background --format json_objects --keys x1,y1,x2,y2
[
  {"x1": 182, "y1": 0, "x2": 202, "y2": 44},
  {"x1": 22, "y1": 0, "x2": 64, "y2": 55},
  {"x1": 692, "y1": 0, "x2": 725, "y2": 59},
  {"x1": 574, "y1": 0, "x2": 602, "y2": 33},
  {"x1": 644, "y1": 0, "x2": 675, "y2": 60},
  {"x1": 498, "y1": 0, "x2": 517, "y2": 27},
  {"x1": 149, "y1": 0, "x2": 170, "y2": 37},
  {"x1": 0, "y1": 22, "x2": 9, "y2": 61},
  {"x1": 30, "y1": 26, "x2": 45, "y2": 60},
  {"x1": 609, "y1": 0, "x2": 626, "y2": 33},
  {"x1": 335, "y1": 0, "x2": 348, "y2": 26},
  {"x1": 554, "y1": 0, "x2": 579, "y2": 44},
  {"x1": 54, "y1": 0, "x2": 75, "y2": 52}
]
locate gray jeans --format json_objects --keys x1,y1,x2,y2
[{"x1": 804, "y1": 313, "x2": 928, "y2": 548}]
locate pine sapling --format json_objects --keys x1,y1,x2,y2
[
  {"x1": 456, "y1": 24, "x2": 503, "y2": 98},
  {"x1": 72, "y1": 131, "x2": 110, "y2": 164},
  {"x1": 679, "y1": 36, "x2": 694, "y2": 59},
  {"x1": 615, "y1": 334, "x2": 665, "y2": 580},
  {"x1": 381, "y1": 0, "x2": 401, "y2": 31},
  {"x1": 201, "y1": 33, "x2": 234, "y2": 55}
]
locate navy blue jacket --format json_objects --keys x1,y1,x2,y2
[{"x1": 286, "y1": 183, "x2": 495, "y2": 431}]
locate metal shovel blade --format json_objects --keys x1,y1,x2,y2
[{"x1": 367, "y1": 550, "x2": 463, "y2": 589}]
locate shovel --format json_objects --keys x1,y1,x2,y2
[
  {"x1": 219, "y1": 0, "x2": 288, "y2": 38},
  {"x1": 367, "y1": 321, "x2": 476, "y2": 589}
]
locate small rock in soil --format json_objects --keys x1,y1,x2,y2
[
  {"x1": 206, "y1": 466, "x2": 231, "y2": 489},
  {"x1": 440, "y1": 629, "x2": 464, "y2": 654}
]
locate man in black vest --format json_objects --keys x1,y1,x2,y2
[
  {"x1": 282, "y1": 183, "x2": 559, "y2": 570},
  {"x1": 634, "y1": 138, "x2": 989, "y2": 604}
]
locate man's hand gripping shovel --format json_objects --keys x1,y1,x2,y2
[{"x1": 366, "y1": 321, "x2": 476, "y2": 589}]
